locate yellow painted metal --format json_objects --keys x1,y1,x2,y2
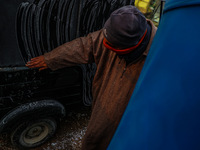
[{"x1": 135, "y1": 0, "x2": 151, "y2": 13}]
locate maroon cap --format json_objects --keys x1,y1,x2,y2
[{"x1": 103, "y1": 5, "x2": 147, "y2": 48}]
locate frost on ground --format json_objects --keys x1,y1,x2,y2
[{"x1": 0, "y1": 105, "x2": 91, "y2": 150}]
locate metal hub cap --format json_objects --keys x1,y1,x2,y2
[{"x1": 22, "y1": 122, "x2": 49, "y2": 144}]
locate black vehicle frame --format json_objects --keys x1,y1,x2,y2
[{"x1": 0, "y1": 66, "x2": 85, "y2": 149}]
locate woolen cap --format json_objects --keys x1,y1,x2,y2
[{"x1": 103, "y1": 5, "x2": 147, "y2": 48}]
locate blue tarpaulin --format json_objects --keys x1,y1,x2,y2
[{"x1": 107, "y1": 0, "x2": 200, "y2": 150}]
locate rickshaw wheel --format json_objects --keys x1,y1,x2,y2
[{"x1": 11, "y1": 118, "x2": 57, "y2": 149}]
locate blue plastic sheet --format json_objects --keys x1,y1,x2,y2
[{"x1": 107, "y1": 0, "x2": 200, "y2": 150}]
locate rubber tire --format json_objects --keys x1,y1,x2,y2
[{"x1": 11, "y1": 118, "x2": 57, "y2": 149}]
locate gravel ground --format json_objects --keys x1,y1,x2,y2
[{"x1": 0, "y1": 105, "x2": 91, "y2": 150}]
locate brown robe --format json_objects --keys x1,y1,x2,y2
[{"x1": 44, "y1": 19, "x2": 157, "y2": 150}]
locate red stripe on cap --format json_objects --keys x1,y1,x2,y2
[{"x1": 103, "y1": 29, "x2": 147, "y2": 55}]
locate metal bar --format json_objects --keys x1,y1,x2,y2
[
  {"x1": 0, "y1": 67, "x2": 29, "y2": 72},
  {"x1": 160, "y1": 0, "x2": 166, "y2": 21}
]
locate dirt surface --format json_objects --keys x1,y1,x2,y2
[{"x1": 0, "y1": 105, "x2": 91, "y2": 150}]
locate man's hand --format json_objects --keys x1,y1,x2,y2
[{"x1": 26, "y1": 55, "x2": 48, "y2": 71}]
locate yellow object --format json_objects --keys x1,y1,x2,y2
[{"x1": 135, "y1": 0, "x2": 151, "y2": 14}]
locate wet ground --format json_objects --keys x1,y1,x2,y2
[{"x1": 0, "y1": 105, "x2": 91, "y2": 150}]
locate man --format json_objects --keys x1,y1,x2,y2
[{"x1": 26, "y1": 5, "x2": 157, "y2": 150}]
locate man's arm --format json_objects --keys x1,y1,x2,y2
[{"x1": 26, "y1": 30, "x2": 104, "y2": 71}]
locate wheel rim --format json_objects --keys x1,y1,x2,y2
[{"x1": 22, "y1": 122, "x2": 50, "y2": 145}]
